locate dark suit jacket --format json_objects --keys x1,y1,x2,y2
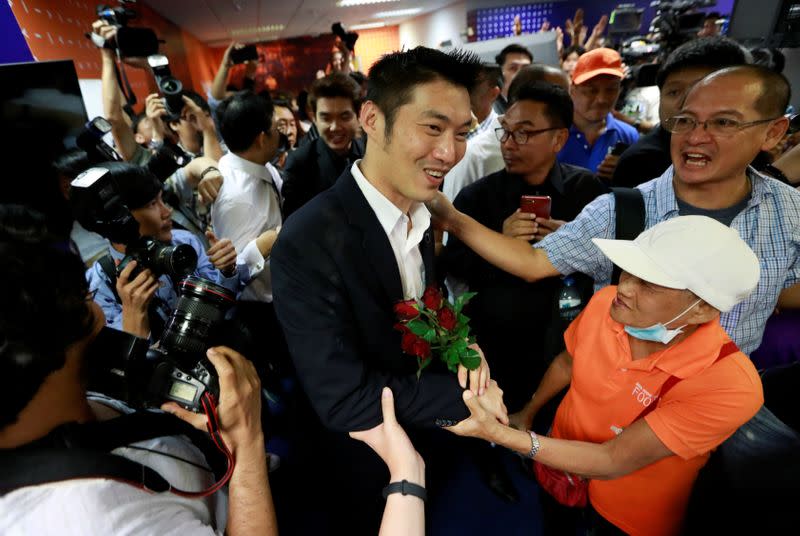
[
  {"x1": 272, "y1": 169, "x2": 469, "y2": 433},
  {"x1": 281, "y1": 136, "x2": 365, "y2": 219}
]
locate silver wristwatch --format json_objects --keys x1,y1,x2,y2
[{"x1": 525, "y1": 430, "x2": 541, "y2": 459}]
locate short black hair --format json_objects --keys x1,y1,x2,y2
[
  {"x1": 367, "y1": 47, "x2": 482, "y2": 140},
  {"x1": 95, "y1": 161, "x2": 163, "y2": 211},
  {"x1": 217, "y1": 91, "x2": 275, "y2": 153},
  {"x1": 0, "y1": 205, "x2": 93, "y2": 430},
  {"x1": 130, "y1": 113, "x2": 148, "y2": 136},
  {"x1": 750, "y1": 47, "x2": 786, "y2": 74},
  {"x1": 509, "y1": 81, "x2": 573, "y2": 130},
  {"x1": 656, "y1": 36, "x2": 747, "y2": 88},
  {"x1": 182, "y1": 90, "x2": 211, "y2": 114},
  {"x1": 349, "y1": 71, "x2": 368, "y2": 86},
  {"x1": 476, "y1": 63, "x2": 502, "y2": 90},
  {"x1": 52, "y1": 149, "x2": 91, "y2": 181},
  {"x1": 495, "y1": 44, "x2": 533, "y2": 67},
  {"x1": 704, "y1": 65, "x2": 791, "y2": 118},
  {"x1": 309, "y1": 73, "x2": 360, "y2": 114},
  {"x1": 561, "y1": 45, "x2": 586, "y2": 62},
  {"x1": 508, "y1": 64, "x2": 570, "y2": 100}
]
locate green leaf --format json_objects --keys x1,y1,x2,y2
[
  {"x1": 460, "y1": 348, "x2": 481, "y2": 370},
  {"x1": 456, "y1": 324, "x2": 469, "y2": 340},
  {"x1": 453, "y1": 338, "x2": 468, "y2": 354},
  {"x1": 422, "y1": 328, "x2": 437, "y2": 342},
  {"x1": 406, "y1": 319, "x2": 429, "y2": 337}
]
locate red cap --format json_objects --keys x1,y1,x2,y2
[{"x1": 572, "y1": 48, "x2": 624, "y2": 85}]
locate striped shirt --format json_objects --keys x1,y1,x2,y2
[{"x1": 536, "y1": 165, "x2": 800, "y2": 355}]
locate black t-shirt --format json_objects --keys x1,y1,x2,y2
[
  {"x1": 676, "y1": 192, "x2": 751, "y2": 227},
  {"x1": 612, "y1": 125, "x2": 672, "y2": 188}
]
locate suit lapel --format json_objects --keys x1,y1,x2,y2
[
  {"x1": 335, "y1": 170, "x2": 404, "y2": 303},
  {"x1": 421, "y1": 228, "x2": 435, "y2": 287}
]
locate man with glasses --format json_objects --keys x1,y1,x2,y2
[
  {"x1": 443, "y1": 82, "x2": 607, "y2": 414},
  {"x1": 559, "y1": 48, "x2": 639, "y2": 180},
  {"x1": 430, "y1": 65, "x2": 799, "y2": 357}
]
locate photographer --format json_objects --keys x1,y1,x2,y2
[
  {"x1": 76, "y1": 162, "x2": 248, "y2": 340},
  {"x1": 0, "y1": 205, "x2": 276, "y2": 535}
]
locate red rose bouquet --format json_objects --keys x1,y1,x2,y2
[{"x1": 393, "y1": 286, "x2": 480, "y2": 378}]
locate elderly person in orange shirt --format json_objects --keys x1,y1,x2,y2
[{"x1": 446, "y1": 215, "x2": 764, "y2": 536}]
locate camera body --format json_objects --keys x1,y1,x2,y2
[
  {"x1": 147, "y1": 54, "x2": 184, "y2": 118},
  {"x1": 94, "y1": 2, "x2": 159, "y2": 57},
  {"x1": 117, "y1": 236, "x2": 198, "y2": 279},
  {"x1": 332, "y1": 22, "x2": 359, "y2": 51},
  {"x1": 77, "y1": 117, "x2": 123, "y2": 164}
]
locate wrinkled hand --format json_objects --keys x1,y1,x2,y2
[
  {"x1": 350, "y1": 388, "x2": 425, "y2": 485},
  {"x1": 198, "y1": 172, "x2": 223, "y2": 204},
  {"x1": 597, "y1": 153, "x2": 621, "y2": 181},
  {"x1": 425, "y1": 191, "x2": 460, "y2": 233},
  {"x1": 503, "y1": 209, "x2": 538, "y2": 241},
  {"x1": 163, "y1": 347, "x2": 263, "y2": 452},
  {"x1": 117, "y1": 260, "x2": 159, "y2": 315},
  {"x1": 206, "y1": 230, "x2": 237, "y2": 276},
  {"x1": 181, "y1": 95, "x2": 215, "y2": 133},
  {"x1": 533, "y1": 217, "x2": 565, "y2": 242},
  {"x1": 446, "y1": 382, "x2": 508, "y2": 439},
  {"x1": 458, "y1": 343, "x2": 491, "y2": 396}
]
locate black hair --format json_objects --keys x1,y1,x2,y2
[
  {"x1": 309, "y1": 73, "x2": 360, "y2": 114},
  {"x1": 349, "y1": 71, "x2": 368, "y2": 86},
  {"x1": 507, "y1": 64, "x2": 570, "y2": 101},
  {"x1": 0, "y1": 205, "x2": 93, "y2": 430},
  {"x1": 130, "y1": 113, "x2": 148, "y2": 136},
  {"x1": 495, "y1": 44, "x2": 533, "y2": 67},
  {"x1": 476, "y1": 63, "x2": 502, "y2": 90},
  {"x1": 217, "y1": 91, "x2": 275, "y2": 153},
  {"x1": 94, "y1": 161, "x2": 162, "y2": 211},
  {"x1": 750, "y1": 47, "x2": 786, "y2": 74},
  {"x1": 367, "y1": 47, "x2": 482, "y2": 140},
  {"x1": 182, "y1": 90, "x2": 211, "y2": 114},
  {"x1": 656, "y1": 36, "x2": 747, "y2": 88},
  {"x1": 561, "y1": 45, "x2": 586, "y2": 62},
  {"x1": 297, "y1": 90, "x2": 311, "y2": 121},
  {"x1": 509, "y1": 82, "x2": 573, "y2": 130},
  {"x1": 225, "y1": 83, "x2": 239, "y2": 92},
  {"x1": 705, "y1": 65, "x2": 791, "y2": 118},
  {"x1": 52, "y1": 149, "x2": 91, "y2": 181}
]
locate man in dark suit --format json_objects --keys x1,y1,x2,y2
[
  {"x1": 281, "y1": 73, "x2": 365, "y2": 219},
  {"x1": 272, "y1": 47, "x2": 508, "y2": 534}
]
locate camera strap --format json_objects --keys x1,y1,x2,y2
[
  {"x1": 114, "y1": 48, "x2": 138, "y2": 108},
  {"x1": 0, "y1": 409, "x2": 230, "y2": 497}
]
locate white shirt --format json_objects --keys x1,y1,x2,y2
[
  {"x1": 0, "y1": 396, "x2": 226, "y2": 536},
  {"x1": 443, "y1": 114, "x2": 505, "y2": 202},
  {"x1": 351, "y1": 161, "x2": 429, "y2": 300},
  {"x1": 213, "y1": 152, "x2": 283, "y2": 302}
]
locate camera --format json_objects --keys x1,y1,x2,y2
[
  {"x1": 332, "y1": 22, "x2": 359, "y2": 51},
  {"x1": 230, "y1": 44, "x2": 259, "y2": 64},
  {"x1": 92, "y1": 1, "x2": 159, "y2": 57},
  {"x1": 77, "y1": 117, "x2": 122, "y2": 164},
  {"x1": 147, "y1": 142, "x2": 190, "y2": 182},
  {"x1": 148, "y1": 54, "x2": 184, "y2": 119},
  {"x1": 87, "y1": 276, "x2": 237, "y2": 412},
  {"x1": 117, "y1": 236, "x2": 197, "y2": 279}
]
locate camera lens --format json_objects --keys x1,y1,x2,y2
[
  {"x1": 160, "y1": 276, "x2": 236, "y2": 361},
  {"x1": 152, "y1": 242, "x2": 197, "y2": 278}
]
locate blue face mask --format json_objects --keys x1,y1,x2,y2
[{"x1": 624, "y1": 299, "x2": 702, "y2": 344}]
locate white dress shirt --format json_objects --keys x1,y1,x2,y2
[
  {"x1": 351, "y1": 161, "x2": 429, "y2": 300},
  {"x1": 443, "y1": 114, "x2": 504, "y2": 202},
  {"x1": 213, "y1": 152, "x2": 283, "y2": 302}
]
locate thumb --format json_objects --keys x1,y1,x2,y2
[
  {"x1": 205, "y1": 230, "x2": 218, "y2": 246},
  {"x1": 462, "y1": 390, "x2": 482, "y2": 414},
  {"x1": 380, "y1": 387, "x2": 397, "y2": 427}
]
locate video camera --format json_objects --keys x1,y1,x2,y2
[
  {"x1": 91, "y1": 1, "x2": 159, "y2": 57},
  {"x1": 649, "y1": 0, "x2": 717, "y2": 48}
]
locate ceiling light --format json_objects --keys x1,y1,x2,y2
[
  {"x1": 373, "y1": 8, "x2": 422, "y2": 18},
  {"x1": 231, "y1": 24, "x2": 285, "y2": 36},
  {"x1": 350, "y1": 22, "x2": 387, "y2": 30},
  {"x1": 337, "y1": 0, "x2": 399, "y2": 6}
]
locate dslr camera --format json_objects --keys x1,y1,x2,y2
[
  {"x1": 92, "y1": 1, "x2": 159, "y2": 57},
  {"x1": 147, "y1": 54, "x2": 185, "y2": 119}
]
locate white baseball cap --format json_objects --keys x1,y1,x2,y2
[{"x1": 592, "y1": 215, "x2": 760, "y2": 312}]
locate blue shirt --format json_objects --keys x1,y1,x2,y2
[
  {"x1": 87, "y1": 229, "x2": 247, "y2": 339},
  {"x1": 558, "y1": 113, "x2": 639, "y2": 173},
  {"x1": 535, "y1": 166, "x2": 800, "y2": 355}
]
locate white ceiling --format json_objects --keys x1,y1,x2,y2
[{"x1": 142, "y1": 0, "x2": 458, "y2": 47}]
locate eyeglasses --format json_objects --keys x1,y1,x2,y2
[
  {"x1": 663, "y1": 115, "x2": 781, "y2": 136},
  {"x1": 494, "y1": 126, "x2": 560, "y2": 145}
]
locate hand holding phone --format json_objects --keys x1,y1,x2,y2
[
  {"x1": 230, "y1": 45, "x2": 259, "y2": 65},
  {"x1": 520, "y1": 195, "x2": 552, "y2": 220}
]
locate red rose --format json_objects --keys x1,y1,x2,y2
[
  {"x1": 394, "y1": 300, "x2": 419, "y2": 321},
  {"x1": 437, "y1": 307, "x2": 457, "y2": 331},
  {"x1": 394, "y1": 322, "x2": 411, "y2": 334},
  {"x1": 422, "y1": 286, "x2": 443, "y2": 311},
  {"x1": 401, "y1": 331, "x2": 431, "y2": 359}
]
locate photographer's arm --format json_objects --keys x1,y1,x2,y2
[
  {"x1": 163, "y1": 347, "x2": 277, "y2": 536},
  {"x1": 211, "y1": 43, "x2": 237, "y2": 101},
  {"x1": 95, "y1": 20, "x2": 140, "y2": 162}
]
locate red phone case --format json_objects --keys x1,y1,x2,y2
[{"x1": 520, "y1": 195, "x2": 551, "y2": 219}]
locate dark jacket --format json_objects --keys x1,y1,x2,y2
[{"x1": 612, "y1": 125, "x2": 672, "y2": 188}]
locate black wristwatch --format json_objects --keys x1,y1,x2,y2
[{"x1": 382, "y1": 480, "x2": 427, "y2": 502}]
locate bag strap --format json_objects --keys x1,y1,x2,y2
[
  {"x1": 611, "y1": 188, "x2": 646, "y2": 285},
  {"x1": 638, "y1": 341, "x2": 740, "y2": 420},
  {"x1": 98, "y1": 254, "x2": 121, "y2": 304}
]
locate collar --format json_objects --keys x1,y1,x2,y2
[
  {"x1": 351, "y1": 160, "x2": 431, "y2": 242},
  {"x1": 478, "y1": 109, "x2": 499, "y2": 132},
  {"x1": 606, "y1": 308, "x2": 730, "y2": 379},
  {"x1": 221, "y1": 152, "x2": 273, "y2": 184},
  {"x1": 569, "y1": 113, "x2": 623, "y2": 137}
]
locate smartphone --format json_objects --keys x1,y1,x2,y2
[
  {"x1": 520, "y1": 195, "x2": 552, "y2": 220},
  {"x1": 609, "y1": 141, "x2": 630, "y2": 156},
  {"x1": 230, "y1": 44, "x2": 259, "y2": 64}
]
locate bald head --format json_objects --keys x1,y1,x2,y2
[
  {"x1": 687, "y1": 65, "x2": 790, "y2": 118},
  {"x1": 508, "y1": 64, "x2": 570, "y2": 104}
]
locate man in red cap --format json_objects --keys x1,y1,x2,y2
[{"x1": 559, "y1": 48, "x2": 639, "y2": 179}]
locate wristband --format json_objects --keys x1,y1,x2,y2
[
  {"x1": 200, "y1": 166, "x2": 220, "y2": 180},
  {"x1": 382, "y1": 480, "x2": 427, "y2": 502}
]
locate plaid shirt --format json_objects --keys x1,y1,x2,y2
[{"x1": 536, "y1": 166, "x2": 800, "y2": 355}]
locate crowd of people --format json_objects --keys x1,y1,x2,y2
[{"x1": 2, "y1": 9, "x2": 800, "y2": 536}]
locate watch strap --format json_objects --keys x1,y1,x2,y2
[
  {"x1": 525, "y1": 430, "x2": 541, "y2": 459},
  {"x1": 382, "y1": 479, "x2": 427, "y2": 502}
]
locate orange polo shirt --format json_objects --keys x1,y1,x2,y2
[{"x1": 551, "y1": 286, "x2": 763, "y2": 536}]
